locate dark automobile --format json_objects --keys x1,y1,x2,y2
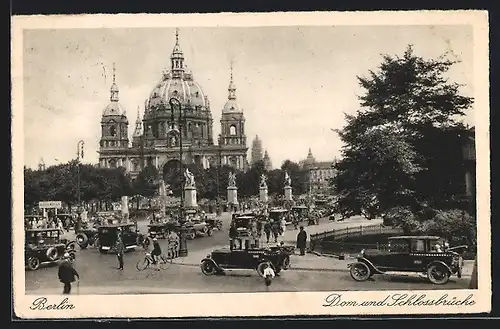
[
  {"x1": 231, "y1": 215, "x2": 255, "y2": 238},
  {"x1": 97, "y1": 223, "x2": 145, "y2": 254},
  {"x1": 204, "y1": 214, "x2": 223, "y2": 231},
  {"x1": 75, "y1": 225, "x2": 99, "y2": 249},
  {"x1": 268, "y1": 209, "x2": 289, "y2": 224},
  {"x1": 348, "y1": 235, "x2": 468, "y2": 285},
  {"x1": 25, "y1": 228, "x2": 76, "y2": 270},
  {"x1": 200, "y1": 244, "x2": 293, "y2": 277},
  {"x1": 147, "y1": 223, "x2": 170, "y2": 239}
]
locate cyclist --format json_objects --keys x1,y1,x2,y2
[{"x1": 151, "y1": 237, "x2": 162, "y2": 270}]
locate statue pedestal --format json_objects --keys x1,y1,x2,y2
[
  {"x1": 184, "y1": 186, "x2": 198, "y2": 208},
  {"x1": 227, "y1": 187, "x2": 238, "y2": 205},
  {"x1": 121, "y1": 196, "x2": 129, "y2": 221},
  {"x1": 259, "y1": 187, "x2": 268, "y2": 203},
  {"x1": 284, "y1": 186, "x2": 292, "y2": 201}
]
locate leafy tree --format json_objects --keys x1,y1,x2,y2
[
  {"x1": 132, "y1": 164, "x2": 160, "y2": 204},
  {"x1": 333, "y1": 45, "x2": 474, "y2": 222}
]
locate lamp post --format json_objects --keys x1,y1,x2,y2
[
  {"x1": 76, "y1": 140, "x2": 84, "y2": 231},
  {"x1": 169, "y1": 97, "x2": 188, "y2": 257}
]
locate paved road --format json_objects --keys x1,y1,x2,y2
[
  {"x1": 25, "y1": 212, "x2": 233, "y2": 292},
  {"x1": 26, "y1": 262, "x2": 470, "y2": 294}
]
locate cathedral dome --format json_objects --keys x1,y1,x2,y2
[
  {"x1": 145, "y1": 30, "x2": 209, "y2": 111},
  {"x1": 146, "y1": 70, "x2": 208, "y2": 109}
]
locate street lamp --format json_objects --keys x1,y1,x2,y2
[
  {"x1": 76, "y1": 140, "x2": 84, "y2": 231},
  {"x1": 169, "y1": 97, "x2": 188, "y2": 257}
]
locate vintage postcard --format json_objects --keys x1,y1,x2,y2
[{"x1": 12, "y1": 11, "x2": 490, "y2": 318}]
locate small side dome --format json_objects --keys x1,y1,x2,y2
[
  {"x1": 222, "y1": 99, "x2": 242, "y2": 113},
  {"x1": 103, "y1": 102, "x2": 125, "y2": 116}
]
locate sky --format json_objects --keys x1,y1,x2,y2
[{"x1": 22, "y1": 25, "x2": 474, "y2": 169}]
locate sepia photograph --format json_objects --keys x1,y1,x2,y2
[{"x1": 12, "y1": 11, "x2": 490, "y2": 318}]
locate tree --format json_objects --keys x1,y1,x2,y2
[
  {"x1": 132, "y1": 164, "x2": 160, "y2": 204},
  {"x1": 333, "y1": 45, "x2": 474, "y2": 221}
]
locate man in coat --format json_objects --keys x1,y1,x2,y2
[
  {"x1": 115, "y1": 230, "x2": 125, "y2": 270},
  {"x1": 296, "y1": 226, "x2": 307, "y2": 256},
  {"x1": 58, "y1": 253, "x2": 80, "y2": 294}
]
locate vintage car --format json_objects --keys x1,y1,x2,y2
[
  {"x1": 268, "y1": 209, "x2": 290, "y2": 225},
  {"x1": 200, "y1": 244, "x2": 294, "y2": 277},
  {"x1": 230, "y1": 215, "x2": 256, "y2": 239},
  {"x1": 204, "y1": 214, "x2": 223, "y2": 231},
  {"x1": 348, "y1": 235, "x2": 467, "y2": 285},
  {"x1": 75, "y1": 225, "x2": 99, "y2": 249},
  {"x1": 97, "y1": 223, "x2": 145, "y2": 254},
  {"x1": 56, "y1": 213, "x2": 76, "y2": 230},
  {"x1": 25, "y1": 228, "x2": 76, "y2": 270}
]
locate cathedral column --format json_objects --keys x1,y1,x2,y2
[{"x1": 155, "y1": 156, "x2": 159, "y2": 169}]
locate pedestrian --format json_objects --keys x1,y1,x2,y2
[
  {"x1": 272, "y1": 224, "x2": 280, "y2": 243},
  {"x1": 58, "y1": 253, "x2": 80, "y2": 294},
  {"x1": 115, "y1": 231, "x2": 125, "y2": 270},
  {"x1": 151, "y1": 238, "x2": 162, "y2": 270},
  {"x1": 229, "y1": 222, "x2": 238, "y2": 250},
  {"x1": 168, "y1": 230, "x2": 179, "y2": 258},
  {"x1": 262, "y1": 263, "x2": 275, "y2": 287},
  {"x1": 263, "y1": 221, "x2": 271, "y2": 244},
  {"x1": 296, "y1": 226, "x2": 307, "y2": 256}
]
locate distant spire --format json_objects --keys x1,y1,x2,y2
[
  {"x1": 228, "y1": 60, "x2": 237, "y2": 100},
  {"x1": 110, "y1": 62, "x2": 119, "y2": 102},
  {"x1": 133, "y1": 106, "x2": 143, "y2": 137},
  {"x1": 38, "y1": 157, "x2": 46, "y2": 171},
  {"x1": 175, "y1": 28, "x2": 179, "y2": 44}
]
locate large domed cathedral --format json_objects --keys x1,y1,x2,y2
[{"x1": 97, "y1": 30, "x2": 249, "y2": 181}]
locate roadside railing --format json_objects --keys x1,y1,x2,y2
[{"x1": 309, "y1": 224, "x2": 403, "y2": 252}]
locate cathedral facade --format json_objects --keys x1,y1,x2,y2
[{"x1": 97, "y1": 30, "x2": 249, "y2": 180}]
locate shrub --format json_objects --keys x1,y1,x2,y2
[{"x1": 421, "y1": 209, "x2": 477, "y2": 248}]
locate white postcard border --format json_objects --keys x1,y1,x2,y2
[{"x1": 11, "y1": 11, "x2": 491, "y2": 318}]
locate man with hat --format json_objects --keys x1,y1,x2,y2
[
  {"x1": 58, "y1": 253, "x2": 79, "y2": 294},
  {"x1": 115, "y1": 228, "x2": 125, "y2": 270}
]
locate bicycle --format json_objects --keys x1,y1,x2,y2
[{"x1": 136, "y1": 252, "x2": 172, "y2": 271}]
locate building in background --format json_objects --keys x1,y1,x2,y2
[
  {"x1": 263, "y1": 149, "x2": 272, "y2": 171},
  {"x1": 250, "y1": 135, "x2": 263, "y2": 165},
  {"x1": 37, "y1": 158, "x2": 46, "y2": 171},
  {"x1": 97, "y1": 30, "x2": 250, "y2": 184},
  {"x1": 300, "y1": 148, "x2": 336, "y2": 194}
]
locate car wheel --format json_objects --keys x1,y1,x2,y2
[
  {"x1": 187, "y1": 232, "x2": 196, "y2": 240},
  {"x1": 76, "y1": 233, "x2": 89, "y2": 249},
  {"x1": 207, "y1": 229, "x2": 213, "y2": 237},
  {"x1": 349, "y1": 262, "x2": 371, "y2": 282},
  {"x1": 200, "y1": 260, "x2": 217, "y2": 276},
  {"x1": 257, "y1": 261, "x2": 273, "y2": 278},
  {"x1": 27, "y1": 257, "x2": 40, "y2": 270},
  {"x1": 216, "y1": 222, "x2": 223, "y2": 231},
  {"x1": 66, "y1": 241, "x2": 76, "y2": 251},
  {"x1": 68, "y1": 251, "x2": 76, "y2": 262},
  {"x1": 427, "y1": 263, "x2": 451, "y2": 285}
]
